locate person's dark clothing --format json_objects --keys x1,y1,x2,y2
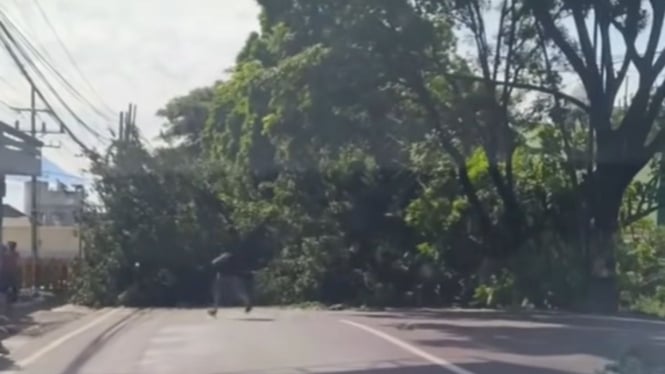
[
  {"x1": 208, "y1": 225, "x2": 271, "y2": 317},
  {"x1": 2, "y1": 248, "x2": 20, "y2": 303},
  {"x1": 209, "y1": 251, "x2": 255, "y2": 316}
]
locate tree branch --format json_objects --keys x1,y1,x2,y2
[
  {"x1": 597, "y1": 5, "x2": 615, "y2": 98},
  {"x1": 442, "y1": 72, "x2": 590, "y2": 111},
  {"x1": 500, "y1": 0, "x2": 518, "y2": 106},
  {"x1": 645, "y1": 79, "x2": 665, "y2": 134},
  {"x1": 611, "y1": 0, "x2": 644, "y2": 73},
  {"x1": 653, "y1": 49, "x2": 665, "y2": 75},
  {"x1": 622, "y1": 205, "x2": 660, "y2": 227},
  {"x1": 465, "y1": 0, "x2": 492, "y2": 80},
  {"x1": 613, "y1": 19, "x2": 644, "y2": 73},
  {"x1": 491, "y1": 0, "x2": 509, "y2": 83},
  {"x1": 571, "y1": 4, "x2": 598, "y2": 75},
  {"x1": 644, "y1": 83, "x2": 665, "y2": 155},
  {"x1": 529, "y1": 2, "x2": 589, "y2": 85},
  {"x1": 408, "y1": 72, "x2": 495, "y2": 241},
  {"x1": 645, "y1": 0, "x2": 665, "y2": 65}
]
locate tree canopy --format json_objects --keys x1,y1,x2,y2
[{"x1": 73, "y1": 0, "x2": 665, "y2": 313}]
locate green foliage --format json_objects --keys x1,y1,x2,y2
[
  {"x1": 72, "y1": 131, "x2": 235, "y2": 306},
  {"x1": 472, "y1": 270, "x2": 515, "y2": 308},
  {"x1": 618, "y1": 221, "x2": 665, "y2": 317},
  {"x1": 72, "y1": 0, "x2": 665, "y2": 312}
]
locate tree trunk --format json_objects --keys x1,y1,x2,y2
[
  {"x1": 582, "y1": 163, "x2": 638, "y2": 313},
  {"x1": 584, "y1": 225, "x2": 620, "y2": 313}
]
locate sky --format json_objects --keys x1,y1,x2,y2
[
  {"x1": 0, "y1": 0, "x2": 261, "y2": 211},
  {"x1": 0, "y1": 1, "x2": 663, "y2": 213}
]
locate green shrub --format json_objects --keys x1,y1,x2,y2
[
  {"x1": 631, "y1": 296, "x2": 665, "y2": 318},
  {"x1": 618, "y1": 222, "x2": 665, "y2": 317},
  {"x1": 472, "y1": 270, "x2": 515, "y2": 308}
]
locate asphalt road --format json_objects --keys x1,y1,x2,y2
[{"x1": 1, "y1": 307, "x2": 664, "y2": 374}]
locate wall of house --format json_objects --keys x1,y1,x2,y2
[
  {"x1": 24, "y1": 181, "x2": 84, "y2": 226},
  {"x1": 1, "y1": 225, "x2": 79, "y2": 259}
]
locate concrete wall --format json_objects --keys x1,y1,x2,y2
[
  {"x1": 24, "y1": 181, "x2": 84, "y2": 226},
  {"x1": 1, "y1": 224, "x2": 79, "y2": 259},
  {"x1": 0, "y1": 128, "x2": 41, "y2": 176}
]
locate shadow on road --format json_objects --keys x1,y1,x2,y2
[
  {"x1": 57, "y1": 309, "x2": 146, "y2": 374},
  {"x1": 314, "y1": 364, "x2": 448, "y2": 373},
  {"x1": 1, "y1": 292, "x2": 70, "y2": 337},
  {"x1": 230, "y1": 317, "x2": 275, "y2": 322},
  {"x1": 0, "y1": 354, "x2": 18, "y2": 371},
  {"x1": 458, "y1": 360, "x2": 585, "y2": 374},
  {"x1": 0, "y1": 294, "x2": 69, "y2": 370},
  {"x1": 441, "y1": 323, "x2": 655, "y2": 358},
  {"x1": 411, "y1": 321, "x2": 664, "y2": 357},
  {"x1": 347, "y1": 308, "x2": 665, "y2": 327},
  {"x1": 345, "y1": 309, "x2": 665, "y2": 372},
  {"x1": 253, "y1": 361, "x2": 577, "y2": 374}
]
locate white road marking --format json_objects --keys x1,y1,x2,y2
[
  {"x1": 340, "y1": 319, "x2": 476, "y2": 374},
  {"x1": 15, "y1": 307, "x2": 124, "y2": 368}
]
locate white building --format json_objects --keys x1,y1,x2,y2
[
  {"x1": 1, "y1": 204, "x2": 79, "y2": 259},
  {"x1": 24, "y1": 181, "x2": 84, "y2": 226}
]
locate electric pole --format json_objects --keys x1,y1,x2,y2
[
  {"x1": 12, "y1": 85, "x2": 63, "y2": 289},
  {"x1": 30, "y1": 86, "x2": 37, "y2": 279},
  {"x1": 0, "y1": 174, "x2": 4, "y2": 245},
  {"x1": 0, "y1": 121, "x2": 43, "y2": 265}
]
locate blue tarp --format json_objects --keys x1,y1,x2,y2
[{"x1": 4, "y1": 157, "x2": 88, "y2": 213}]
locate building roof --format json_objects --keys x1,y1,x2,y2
[
  {"x1": 2, "y1": 204, "x2": 26, "y2": 218},
  {"x1": 0, "y1": 121, "x2": 43, "y2": 147}
]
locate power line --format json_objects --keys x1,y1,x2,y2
[
  {"x1": 0, "y1": 11, "x2": 110, "y2": 144},
  {"x1": 0, "y1": 16, "x2": 97, "y2": 156},
  {"x1": 0, "y1": 6, "x2": 114, "y2": 125},
  {"x1": 0, "y1": 73, "x2": 21, "y2": 91},
  {"x1": 1, "y1": 12, "x2": 115, "y2": 124},
  {"x1": 0, "y1": 97, "x2": 20, "y2": 110},
  {"x1": 29, "y1": 0, "x2": 116, "y2": 116}
]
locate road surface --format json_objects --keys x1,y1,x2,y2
[{"x1": 1, "y1": 307, "x2": 664, "y2": 374}]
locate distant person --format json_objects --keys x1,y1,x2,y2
[
  {"x1": 207, "y1": 224, "x2": 272, "y2": 318},
  {"x1": 4, "y1": 242, "x2": 20, "y2": 304},
  {"x1": 0, "y1": 244, "x2": 9, "y2": 355},
  {"x1": 208, "y1": 251, "x2": 255, "y2": 318},
  {"x1": 0, "y1": 243, "x2": 8, "y2": 307}
]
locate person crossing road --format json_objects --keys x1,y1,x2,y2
[
  {"x1": 207, "y1": 223, "x2": 270, "y2": 318},
  {"x1": 208, "y1": 251, "x2": 255, "y2": 318}
]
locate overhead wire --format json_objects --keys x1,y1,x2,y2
[
  {"x1": 0, "y1": 15, "x2": 97, "y2": 155},
  {"x1": 0, "y1": 5, "x2": 113, "y2": 125},
  {"x1": 0, "y1": 97, "x2": 19, "y2": 110},
  {"x1": 0, "y1": 8, "x2": 26, "y2": 117},
  {"x1": 0, "y1": 11, "x2": 111, "y2": 145},
  {"x1": 0, "y1": 73, "x2": 21, "y2": 92},
  {"x1": 30, "y1": 0, "x2": 116, "y2": 116},
  {"x1": 1, "y1": 13, "x2": 115, "y2": 124}
]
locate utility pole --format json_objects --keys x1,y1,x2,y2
[
  {"x1": 30, "y1": 86, "x2": 37, "y2": 284},
  {"x1": 12, "y1": 86, "x2": 62, "y2": 289},
  {"x1": 0, "y1": 122, "x2": 42, "y2": 266},
  {"x1": 76, "y1": 185, "x2": 85, "y2": 260},
  {"x1": 0, "y1": 175, "x2": 4, "y2": 245}
]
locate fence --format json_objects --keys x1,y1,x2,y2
[{"x1": 19, "y1": 258, "x2": 73, "y2": 292}]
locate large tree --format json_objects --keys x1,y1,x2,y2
[
  {"x1": 257, "y1": 0, "x2": 665, "y2": 311},
  {"x1": 528, "y1": 0, "x2": 665, "y2": 311},
  {"x1": 400, "y1": 0, "x2": 665, "y2": 311},
  {"x1": 74, "y1": 0, "x2": 665, "y2": 311}
]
